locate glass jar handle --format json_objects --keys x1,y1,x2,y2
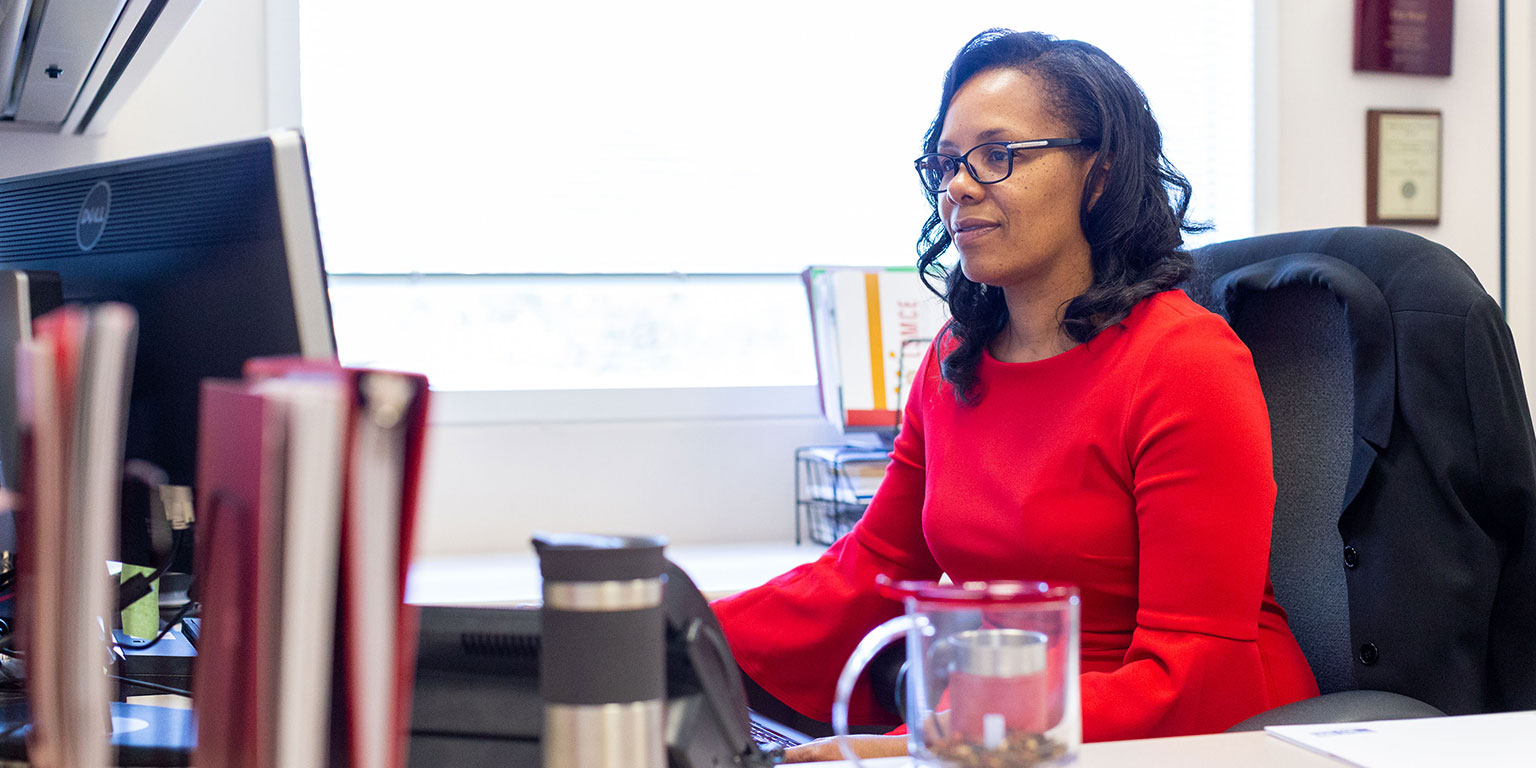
[{"x1": 832, "y1": 613, "x2": 930, "y2": 766}]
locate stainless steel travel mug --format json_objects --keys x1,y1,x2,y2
[{"x1": 534, "y1": 533, "x2": 668, "y2": 768}]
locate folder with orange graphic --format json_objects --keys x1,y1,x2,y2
[{"x1": 803, "y1": 266, "x2": 947, "y2": 433}]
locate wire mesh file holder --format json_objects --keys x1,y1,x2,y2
[{"x1": 794, "y1": 445, "x2": 892, "y2": 545}]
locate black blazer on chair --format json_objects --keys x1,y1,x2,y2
[{"x1": 1190, "y1": 227, "x2": 1536, "y2": 715}]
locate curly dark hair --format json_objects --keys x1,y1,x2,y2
[{"x1": 917, "y1": 29, "x2": 1207, "y2": 404}]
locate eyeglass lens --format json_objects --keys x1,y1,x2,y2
[{"x1": 917, "y1": 144, "x2": 1015, "y2": 192}]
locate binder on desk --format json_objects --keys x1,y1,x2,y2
[
  {"x1": 193, "y1": 382, "x2": 286, "y2": 768},
  {"x1": 802, "y1": 266, "x2": 947, "y2": 433},
  {"x1": 13, "y1": 303, "x2": 137, "y2": 768},
  {"x1": 196, "y1": 359, "x2": 429, "y2": 768},
  {"x1": 195, "y1": 376, "x2": 350, "y2": 768}
]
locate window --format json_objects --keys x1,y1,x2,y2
[{"x1": 300, "y1": 1, "x2": 1254, "y2": 391}]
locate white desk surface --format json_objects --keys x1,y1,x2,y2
[
  {"x1": 406, "y1": 540, "x2": 829, "y2": 605},
  {"x1": 802, "y1": 730, "x2": 1343, "y2": 767},
  {"x1": 407, "y1": 544, "x2": 1515, "y2": 768}
]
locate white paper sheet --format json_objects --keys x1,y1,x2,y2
[{"x1": 1265, "y1": 711, "x2": 1536, "y2": 768}]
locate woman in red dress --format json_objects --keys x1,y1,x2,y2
[{"x1": 712, "y1": 29, "x2": 1319, "y2": 762}]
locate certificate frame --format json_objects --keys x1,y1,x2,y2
[{"x1": 1366, "y1": 109, "x2": 1442, "y2": 226}]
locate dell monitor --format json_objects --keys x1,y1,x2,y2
[{"x1": 0, "y1": 130, "x2": 336, "y2": 565}]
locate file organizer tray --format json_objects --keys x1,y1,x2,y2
[{"x1": 794, "y1": 445, "x2": 891, "y2": 545}]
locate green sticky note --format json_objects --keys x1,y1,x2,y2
[{"x1": 119, "y1": 563, "x2": 159, "y2": 640}]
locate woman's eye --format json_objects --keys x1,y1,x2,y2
[{"x1": 984, "y1": 148, "x2": 1011, "y2": 166}]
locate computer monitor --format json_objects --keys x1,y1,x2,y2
[{"x1": 0, "y1": 131, "x2": 336, "y2": 561}]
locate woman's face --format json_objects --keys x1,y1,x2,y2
[{"x1": 938, "y1": 68, "x2": 1097, "y2": 296}]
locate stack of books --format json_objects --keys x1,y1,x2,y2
[{"x1": 194, "y1": 359, "x2": 429, "y2": 768}]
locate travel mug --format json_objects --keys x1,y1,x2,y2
[{"x1": 534, "y1": 533, "x2": 668, "y2": 768}]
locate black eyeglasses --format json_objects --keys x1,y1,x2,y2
[{"x1": 914, "y1": 138, "x2": 1089, "y2": 194}]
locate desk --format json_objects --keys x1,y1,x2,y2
[
  {"x1": 403, "y1": 548, "x2": 1438, "y2": 767},
  {"x1": 802, "y1": 730, "x2": 1341, "y2": 767}
]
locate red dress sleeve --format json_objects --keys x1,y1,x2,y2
[
  {"x1": 712, "y1": 343, "x2": 943, "y2": 725},
  {"x1": 1080, "y1": 311, "x2": 1302, "y2": 740}
]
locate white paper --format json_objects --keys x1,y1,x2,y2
[
  {"x1": 1265, "y1": 711, "x2": 1536, "y2": 768},
  {"x1": 1375, "y1": 113, "x2": 1440, "y2": 220}
]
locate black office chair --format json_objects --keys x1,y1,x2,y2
[{"x1": 1185, "y1": 227, "x2": 1536, "y2": 728}]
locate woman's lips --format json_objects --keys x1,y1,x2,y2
[{"x1": 953, "y1": 222, "x2": 999, "y2": 247}]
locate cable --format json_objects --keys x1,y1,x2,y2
[
  {"x1": 116, "y1": 529, "x2": 188, "y2": 612},
  {"x1": 107, "y1": 675, "x2": 191, "y2": 698}
]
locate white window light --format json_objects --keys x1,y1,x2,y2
[{"x1": 301, "y1": 0, "x2": 1254, "y2": 393}]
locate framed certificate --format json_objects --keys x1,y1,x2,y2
[{"x1": 1367, "y1": 109, "x2": 1442, "y2": 225}]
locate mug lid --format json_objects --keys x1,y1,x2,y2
[
  {"x1": 532, "y1": 532, "x2": 668, "y2": 582},
  {"x1": 876, "y1": 574, "x2": 1078, "y2": 605}
]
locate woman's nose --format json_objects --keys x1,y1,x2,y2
[{"x1": 945, "y1": 164, "x2": 984, "y2": 204}]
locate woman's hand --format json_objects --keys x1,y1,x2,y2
[{"x1": 782, "y1": 734, "x2": 908, "y2": 763}]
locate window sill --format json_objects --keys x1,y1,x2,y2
[
  {"x1": 406, "y1": 540, "x2": 830, "y2": 605},
  {"x1": 429, "y1": 385, "x2": 825, "y2": 425}
]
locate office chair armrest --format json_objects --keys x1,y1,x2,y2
[{"x1": 1227, "y1": 690, "x2": 1447, "y2": 731}]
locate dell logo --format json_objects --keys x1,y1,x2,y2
[{"x1": 76, "y1": 180, "x2": 111, "y2": 251}]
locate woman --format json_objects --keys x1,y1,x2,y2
[{"x1": 712, "y1": 29, "x2": 1319, "y2": 761}]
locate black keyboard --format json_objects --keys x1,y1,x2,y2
[{"x1": 750, "y1": 719, "x2": 801, "y2": 749}]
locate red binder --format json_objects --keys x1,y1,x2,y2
[
  {"x1": 193, "y1": 381, "x2": 290, "y2": 768},
  {"x1": 242, "y1": 358, "x2": 430, "y2": 768}
]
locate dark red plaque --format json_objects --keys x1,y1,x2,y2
[{"x1": 1354, "y1": 0, "x2": 1454, "y2": 76}]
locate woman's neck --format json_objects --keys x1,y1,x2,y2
[{"x1": 989, "y1": 268, "x2": 1093, "y2": 364}]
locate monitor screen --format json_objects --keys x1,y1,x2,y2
[{"x1": 0, "y1": 131, "x2": 335, "y2": 534}]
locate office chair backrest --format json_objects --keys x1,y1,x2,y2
[
  {"x1": 1190, "y1": 226, "x2": 1536, "y2": 716},
  {"x1": 1227, "y1": 284, "x2": 1356, "y2": 694}
]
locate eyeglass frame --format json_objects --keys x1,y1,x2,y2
[{"x1": 914, "y1": 138, "x2": 1093, "y2": 194}]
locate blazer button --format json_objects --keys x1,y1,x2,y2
[
  {"x1": 1358, "y1": 643, "x2": 1380, "y2": 665},
  {"x1": 1343, "y1": 546, "x2": 1359, "y2": 568}
]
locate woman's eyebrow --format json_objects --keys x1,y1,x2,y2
[{"x1": 937, "y1": 127, "x2": 1020, "y2": 151}]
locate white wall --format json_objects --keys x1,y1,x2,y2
[
  {"x1": 1258, "y1": 0, "x2": 1536, "y2": 415},
  {"x1": 416, "y1": 400, "x2": 842, "y2": 555},
  {"x1": 1505, "y1": 2, "x2": 1536, "y2": 388},
  {"x1": 1256, "y1": 0, "x2": 1503, "y2": 293}
]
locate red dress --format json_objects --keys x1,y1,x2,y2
[{"x1": 714, "y1": 290, "x2": 1319, "y2": 742}]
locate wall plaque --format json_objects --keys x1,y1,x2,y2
[{"x1": 1354, "y1": 0, "x2": 1453, "y2": 76}]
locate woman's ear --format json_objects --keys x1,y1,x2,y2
[{"x1": 1084, "y1": 155, "x2": 1110, "y2": 210}]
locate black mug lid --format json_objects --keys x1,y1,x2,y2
[{"x1": 533, "y1": 532, "x2": 668, "y2": 582}]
